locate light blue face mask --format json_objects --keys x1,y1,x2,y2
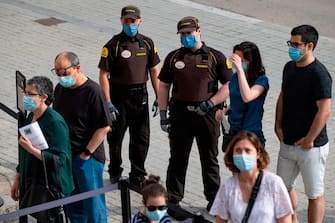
[
  {"x1": 123, "y1": 24, "x2": 138, "y2": 36},
  {"x1": 180, "y1": 35, "x2": 197, "y2": 48},
  {"x1": 288, "y1": 47, "x2": 302, "y2": 61},
  {"x1": 146, "y1": 209, "x2": 167, "y2": 221},
  {"x1": 22, "y1": 96, "x2": 37, "y2": 112},
  {"x1": 233, "y1": 154, "x2": 256, "y2": 171},
  {"x1": 242, "y1": 61, "x2": 248, "y2": 72},
  {"x1": 59, "y1": 75, "x2": 76, "y2": 88}
]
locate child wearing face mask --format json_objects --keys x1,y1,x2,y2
[
  {"x1": 129, "y1": 175, "x2": 171, "y2": 223},
  {"x1": 210, "y1": 131, "x2": 293, "y2": 223}
]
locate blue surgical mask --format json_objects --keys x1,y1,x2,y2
[
  {"x1": 288, "y1": 47, "x2": 302, "y2": 61},
  {"x1": 59, "y1": 75, "x2": 75, "y2": 88},
  {"x1": 146, "y1": 209, "x2": 167, "y2": 221},
  {"x1": 180, "y1": 35, "x2": 197, "y2": 49},
  {"x1": 123, "y1": 24, "x2": 138, "y2": 36},
  {"x1": 23, "y1": 96, "x2": 37, "y2": 112},
  {"x1": 242, "y1": 61, "x2": 248, "y2": 72},
  {"x1": 233, "y1": 154, "x2": 256, "y2": 171}
]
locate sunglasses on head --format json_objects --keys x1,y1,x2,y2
[{"x1": 147, "y1": 205, "x2": 168, "y2": 211}]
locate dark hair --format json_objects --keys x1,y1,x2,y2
[
  {"x1": 142, "y1": 175, "x2": 168, "y2": 205},
  {"x1": 233, "y1": 41, "x2": 265, "y2": 85},
  {"x1": 291, "y1": 24, "x2": 318, "y2": 50},
  {"x1": 224, "y1": 130, "x2": 269, "y2": 173},
  {"x1": 54, "y1": 51, "x2": 80, "y2": 66},
  {"x1": 26, "y1": 76, "x2": 54, "y2": 105}
]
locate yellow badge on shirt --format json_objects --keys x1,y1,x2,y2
[
  {"x1": 154, "y1": 44, "x2": 158, "y2": 54},
  {"x1": 226, "y1": 58, "x2": 232, "y2": 69},
  {"x1": 101, "y1": 47, "x2": 108, "y2": 58}
]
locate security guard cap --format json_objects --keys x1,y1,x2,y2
[
  {"x1": 121, "y1": 5, "x2": 141, "y2": 19},
  {"x1": 177, "y1": 16, "x2": 200, "y2": 33}
]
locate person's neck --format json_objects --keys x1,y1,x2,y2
[
  {"x1": 296, "y1": 53, "x2": 315, "y2": 67},
  {"x1": 32, "y1": 104, "x2": 48, "y2": 122},
  {"x1": 191, "y1": 41, "x2": 203, "y2": 52},
  {"x1": 238, "y1": 169, "x2": 260, "y2": 184},
  {"x1": 71, "y1": 73, "x2": 88, "y2": 89}
]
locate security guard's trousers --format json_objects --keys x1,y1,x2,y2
[
  {"x1": 107, "y1": 84, "x2": 149, "y2": 181},
  {"x1": 166, "y1": 102, "x2": 220, "y2": 203}
]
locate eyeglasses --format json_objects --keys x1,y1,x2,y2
[
  {"x1": 51, "y1": 65, "x2": 75, "y2": 76},
  {"x1": 147, "y1": 205, "x2": 168, "y2": 211},
  {"x1": 287, "y1": 41, "x2": 306, "y2": 48},
  {"x1": 180, "y1": 31, "x2": 193, "y2": 36},
  {"x1": 23, "y1": 91, "x2": 41, "y2": 97}
]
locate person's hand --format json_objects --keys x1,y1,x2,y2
[
  {"x1": 18, "y1": 135, "x2": 33, "y2": 152},
  {"x1": 152, "y1": 97, "x2": 159, "y2": 117},
  {"x1": 108, "y1": 102, "x2": 120, "y2": 122},
  {"x1": 11, "y1": 173, "x2": 20, "y2": 201},
  {"x1": 80, "y1": 152, "x2": 91, "y2": 160},
  {"x1": 295, "y1": 137, "x2": 313, "y2": 150},
  {"x1": 195, "y1": 100, "x2": 214, "y2": 116},
  {"x1": 274, "y1": 125, "x2": 284, "y2": 141},
  {"x1": 231, "y1": 53, "x2": 243, "y2": 71},
  {"x1": 215, "y1": 109, "x2": 224, "y2": 122},
  {"x1": 160, "y1": 110, "x2": 171, "y2": 133}
]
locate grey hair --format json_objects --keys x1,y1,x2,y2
[
  {"x1": 54, "y1": 51, "x2": 80, "y2": 66},
  {"x1": 27, "y1": 76, "x2": 54, "y2": 105}
]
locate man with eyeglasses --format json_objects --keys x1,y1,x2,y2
[
  {"x1": 158, "y1": 16, "x2": 232, "y2": 220},
  {"x1": 275, "y1": 25, "x2": 332, "y2": 223},
  {"x1": 52, "y1": 51, "x2": 111, "y2": 223},
  {"x1": 98, "y1": 5, "x2": 160, "y2": 190}
]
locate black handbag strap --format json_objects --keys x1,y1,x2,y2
[
  {"x1": 41, "y1": 152, "x2": 50, "y2": 189},
  {"x1": 41, "y1": 152, "x2": 63, "y2": 192},
  {"x1": 52, "y1": 154, "x2": 63, "y2": 191},
  {"x1": 241, "y1": 170, "x2": 263, "y2": 223}
]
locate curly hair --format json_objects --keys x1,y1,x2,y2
[
  {"x1": 27, "y1": 76, "x2": 54, "y2": 106},
  {"x1": 224, "y1": 130, "x2": 269, "y2": 173},
  {"x1": 141, "y1": 175, "x2": 168, "y2": 205}
]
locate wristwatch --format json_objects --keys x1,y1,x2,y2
[{"x1": 83, "y1": 148, "x2": 93, "y2": 156}]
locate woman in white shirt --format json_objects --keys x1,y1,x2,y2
[{"x1": 210, "y1": 130, "x2": 293, "y2": 223}]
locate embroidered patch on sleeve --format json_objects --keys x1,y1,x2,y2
[
  {"x1": 101, "y1": 47, "x2": 109, "y2": 58},
  {"x1": 226, "y1": 58, "x2": 232, "y2": 69}
]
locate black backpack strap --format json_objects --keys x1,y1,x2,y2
[{"x1": 241, "y1": 170, "x2": 263, "y2": 223}]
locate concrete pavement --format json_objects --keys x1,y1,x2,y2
[{"x1": 0, "y1": 0, "x2": 334, "y2": 222}]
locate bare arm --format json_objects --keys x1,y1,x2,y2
[
  {"x1": 158, "y1": 81, "x2": 171, "y2": 110},
  {"x1": 149, "y1": 64, "x2": 160, "y2": 96},
  {"x1": 210, "y1": 82, "x2": 230, "y2": 106},
  {"x1": 215, "y1": 216, "x2": 228, "y2": 223},
  {"x1": 277, "y1": 213, "x2": 293, "y2": 223},
  {"x1": 11, "y1": 172, "x2": 20, "y2": 201},
  {"x1": 18, "y1": 135, "x2": 42, "y2": 160},
  {"x1": 99, "y1": 68, "x2": 111, "y2": 102},
  {"x1": 296, "y1": 98, "x2": 331, "y2": 149},
  {"x1": 231, "y1": 53, "x2": 264, "y2": 103},
  {"x1": 81, "y1": 126, "x2": 110, "y2": 159},
  {"x1": 274, "y1": 91, "x2": 284, "y2": 141}
]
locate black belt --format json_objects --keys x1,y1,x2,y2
[
  {"x1": 112, "y1": 83, "x2": 146, "y2": 90},
  {"x1": 112, "y1": 83, "x2": 147, "y2": 93},
  {"x1": 170, "y1": 99, "x2": 201, "y2": 112}
]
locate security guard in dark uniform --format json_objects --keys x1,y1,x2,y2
[
  {"x1": 98, "y1": 5, "x2": 160, "y2": 188},
  {"x1": 158, "y1": 16, "x2": 232, "y2": 218}
]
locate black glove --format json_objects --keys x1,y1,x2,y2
[
  {"x1": 195, "y1": 99, "x2": 214, "y2": 116},
  {"x1": 159, "y1": 110, "x2": 171, "y2": 133},
  {"x1": 152, "y1": 97, "x2": 159, "y2": 117},
  {"x1": 108, "y1": 102, "x2": 120, "y2": 122}
]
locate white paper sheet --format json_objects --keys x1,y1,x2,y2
[{"x1": 19, "y1": 122, "x2": 49, "y2": 150}]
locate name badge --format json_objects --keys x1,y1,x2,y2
[
  {"x1": 175, "y1": 61, "x2": 185, "y2": 69},
  {"x1": 121, "y1": 50, "x2": 131, "y2": 58}
]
